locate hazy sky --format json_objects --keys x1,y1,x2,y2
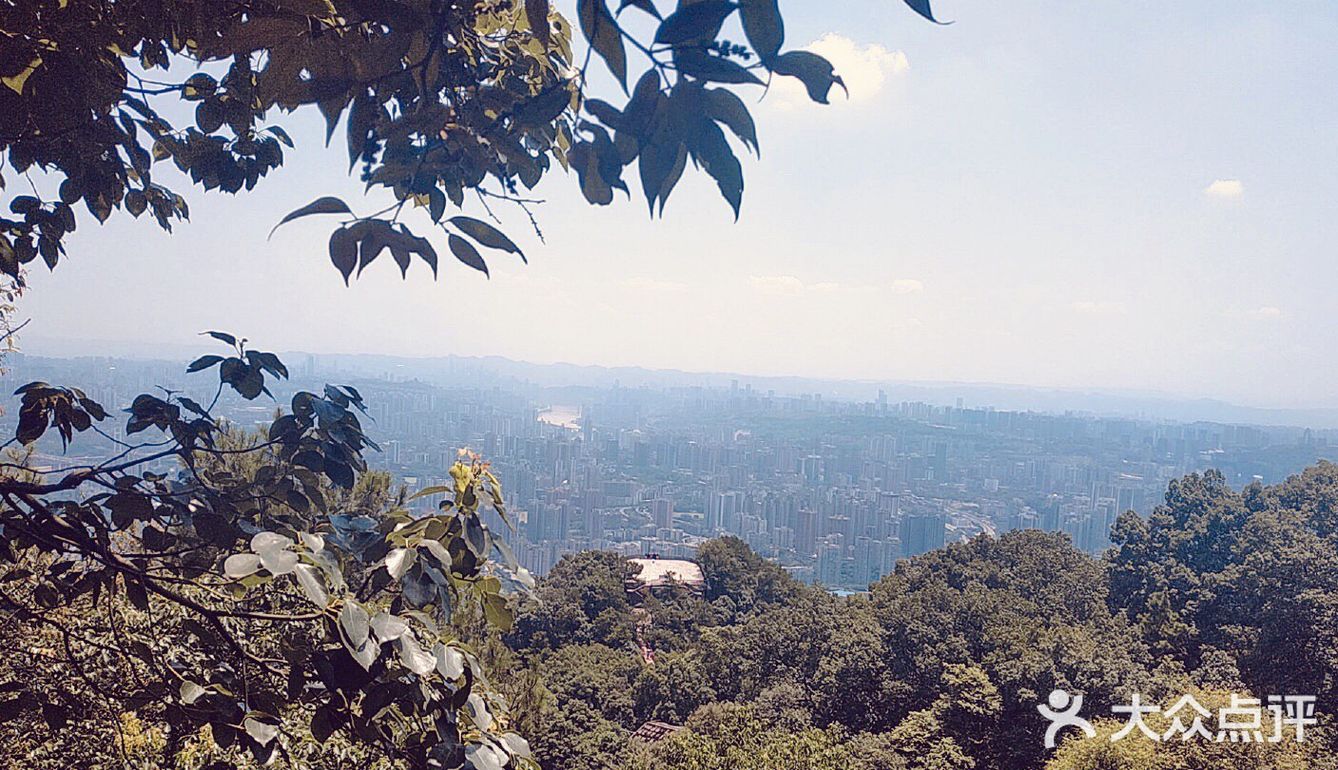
[{"x1": 17, "y1": 1, "x2": 1338, "y2": 408}]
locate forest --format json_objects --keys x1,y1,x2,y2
[{"x1": 483, "y1": 462, "x2": 1338, "y2": 770}]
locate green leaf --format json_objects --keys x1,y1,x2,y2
[
  {"x1": 270, "y1": 196, "x2": 353, "y2": 238},
  {"x1": 584, "y1": 99, "x2": 625, "y2": 131},
  {"x1": 409, "y1": 485, "x2": 454, "y2": 501},
  {"x1": 353, "y1": 220, "x2": 395, "y2": 276},
  {"x1": 428, "y1": 188, "x2": 446, "y2": 223},
  {"x1": 181, "y1": 73, "x2": 217, "y2": 100},
  {"x1": 448, "y1": 234, "x2": 489, "y2": 277},
  {"x1": 769, "y1": 50, "x2": 846, "y2": 104},
  {"x1": 482, "y1": 592, "x2": 513, "y2": 632},
  {"x1": 740, "y1": 0, "x2": 783, "y2": 61},
  {"x1": 655, "y1": 1, "x2": 737, "y2": 45},
  {"x1": 195, "y1": 100, "x2": 223, "y2": 133},
  {"x1": 449, "y1": 217, "x2": 526, "y2": 263},
  {"x1": 386, "y1": 547, "x2": 416, "y2": 580},
  {"x1": 570, "y1": 142, "x2": 613, "y2": 205},
  {"x1": 518, "y1": 86, "x2": 574, "y2": 127},
  {"x1": 412, "y1": 236, "x2": 438, "y2": 278},
  {"x1": 578, "y1": 0, "x2": 627, "y2": 89},
  {"x1": 620, "y1": 69, "x2": 663, "y2": 139},
  {"x1": 639, "y1": 138, "x2": 686, "y2": 216}
]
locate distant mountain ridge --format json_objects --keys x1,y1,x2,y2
[{"x1": 18, "y1": 335, "x2": 1338, "y2": 431}]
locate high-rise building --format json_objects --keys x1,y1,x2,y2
[
  {"x1": 903, "y1": 512, "x2": 946, "y2": 557},
  {"x1": 651, "y1": 498, "x2": 672, "y2": 530},
  {"x1": 796, "y1": 508, "x2": 817, "y2": 556}
]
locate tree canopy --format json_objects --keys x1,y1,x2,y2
[
  {"x1": 1, "y1": 0, "x2": 941, "y2": 285},
  {"x1": 468, "y1": 468, "x2": 1338, "y2": 770}
]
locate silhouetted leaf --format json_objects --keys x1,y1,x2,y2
[
  {"x1": 674, "y1": 50, "x2": 764, "y2": 85},
  {"x1": 449, "y1": 217, "x2": 526, "y2": 263},
  {"x1": 328, "y1": 227, "x2": 357, "y2": 285},
  {"x1": 618, "y1": 0, "x2": 661, "y2": 18},
  {"x1": 770, "y1": 50, "x2": 846, "y2": 103},
  {"x1": 412, "y1": 235, "x2": 438, "y2": 278},
  {"x1": 354, "y1": 220, "x2": 395, "y2": 276},
  {"x1": 125, "y1": 578, "x2": 149, "y2": 611},
  {"x1": 740, "y1": 0, "x2": 783, "y2": 61},
  {"x1": 578, "y1": 0, "x2": 627, "y2": 89},
  {"x1": 346, "y1": 91, "x2": 376, "y2": 171},
  {"x1": 270, "y1": 197, "x2": 353, "y2": 238},
  {"x1": 585, "y1": 99, "x2": 625, "y2": 131},
  {"x1": 655, "y1": 1, "x2": 737, "y2": 45},
  {"x1": 689, "y1": 119, "x2": 744, "y2": 219},
  {"x1": 903, "y1": 0, "x2": 949, "y2": 24},
  {"x1": 703, "y1": 88, "x2": 759, "y2": 155},
  {"x1": 448, "y1": 234, "x2": 489, "y2": 277},
  {"x1": 187, "y1": 354, "x2": 225, "y2": 373},
  {"x1": 526, "y1": 0, "x2": 551, "y2": 47}
]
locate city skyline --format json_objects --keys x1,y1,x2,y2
[{"x1": 7, "y1": 349, "x2": 1332, "y2": 591}]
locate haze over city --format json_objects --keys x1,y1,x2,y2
[{"x1": 16, "y1": 1, "x2": 1338, "y2": 409}]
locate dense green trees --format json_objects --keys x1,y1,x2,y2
[{"x1": 492, "y1": 464, "x2": 1338, "y2": 770}]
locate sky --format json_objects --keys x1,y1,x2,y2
[{"x1": 16, "y1": 1, "x2": 1338, "y2": 409}]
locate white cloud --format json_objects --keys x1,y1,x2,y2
[
  {"x1": 1071, "y1": 300, "x2": 1127, "y2": 316},
  {"x1": 1248, "y1": 305, "x2": 1283, "y2": 320},
  {"x1": 749, "y1": 275, "x2": 924, "y2": 297},
  {"x1": 1205, "y1": 179, "x2": 1244, "y2": 199},
  {"x1": 767, "y1": 34, "x2": 909, "y2": 109}
]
